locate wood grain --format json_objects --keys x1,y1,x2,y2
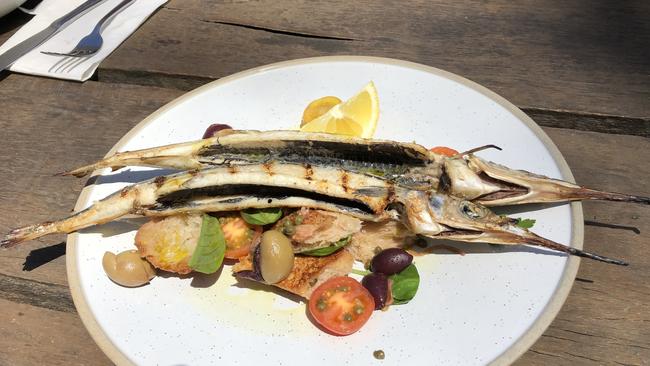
[
  {"x1": 96, "y1": 0, "x2": 650, "y2": 121},
  {"x1": 0, "y1": 75, "x2": 183, "y2": 287},
  {"x1": 0, "y1": 299, "x2": 111, "y2": 366},
  {"x1": 1, "y1": 1, "x2": 647, "y2": 136},
  {"x1": 0, "y1": 76, "x2": 647, "y2": 364},
  {"x1": 515, "y1": 130, "x2": 650, "y2": 366}
]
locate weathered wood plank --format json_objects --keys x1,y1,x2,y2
[
  {"x1": 0, "y1": 299, "x2": 110, "y2": 366},
  {"x1": 0, "y1": 75, "x2": 183, "y2": 287},
  {"x1": 525, "y1": 108, "x2": 649, "y2": 138},
  {"x1": 1, "y1": 1, "x2": 648, "y2": 136},
  {"x1": 0, "y1": 76, "x2": 647, "y2": 364},
  {"x1": 515, "y1": 129, "x2": 650, "y2": 365},
  {"x1": 96, "y1": 0, "x2": 649, "y2": 120},
  {"x1": 0, "y1": 273, "x2": 74, "y2": 313}
]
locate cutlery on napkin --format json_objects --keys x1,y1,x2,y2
[{"x1": 0, "y1": 0, "x2": 167, "y2": 81}]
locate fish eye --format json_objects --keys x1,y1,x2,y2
[{"x1": 460, "y1": 201, "x2": 487, "y2": 219}]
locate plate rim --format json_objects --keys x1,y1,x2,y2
[{"x1": 66, "y1": 55, "x2": 582, "y2": 366}]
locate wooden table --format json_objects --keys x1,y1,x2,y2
[{"x1": 0, "y1": 1, "x2": 648, "y2": 365}]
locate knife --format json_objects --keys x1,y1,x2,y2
[{"x1": 0, "y1": 0, "x2": 105, "y2": 71}]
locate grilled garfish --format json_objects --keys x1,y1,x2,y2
[
  {"x1": 2, "y1": 161, "x2": 627, "y2": 265},
  {"x1": 61, "y1": 130, "x2": 649, "y2": 207}
]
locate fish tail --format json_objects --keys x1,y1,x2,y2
[
  {"x1": 2, "y1": 185, "x2": 147, "y2": 248},
  {"x1": 1, "y1": 222, "x2": 59, "y2": 248}
]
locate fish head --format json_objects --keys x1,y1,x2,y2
[
  {"x1": 416, "y1": 192, "x2": 521, "y2": 242},
  {"x1": 443, "y1": 155, "x2": 649, "y2": 206},
  {"x1": 401, "y1": 191, "x2": 627, "y2": 265}
]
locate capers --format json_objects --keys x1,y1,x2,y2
[
  {"x1": 259, "y1": 230, "x2": 294, "y2": 284},
  {"x1": 102, "y1": 250, "x2": 156, "y2": 287}
]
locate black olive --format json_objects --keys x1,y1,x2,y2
[
  {"x1": 370, "y1": 248, "x2": 413, "y2": 275},
  {"x1": 362, "y1": 272, "x2": 389, "y2": 310},
  {"x1": 202, "y1": 123, "x2": 232, "y2": 139}
]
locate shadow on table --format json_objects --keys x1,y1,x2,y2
[{"x1": 23, "y1": 241, "x2": 66, "y2": 271}]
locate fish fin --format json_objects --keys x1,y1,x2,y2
[{"x1": 454, "y1": 144, "x2": 502, "y2": 157}]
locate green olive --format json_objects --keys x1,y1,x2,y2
[
  {"x1": 259, "y1": 230, "x2": 294, "y2": 284},
  {"x1": 102, "y1": 250, "x2": 156, "y2": 287}
]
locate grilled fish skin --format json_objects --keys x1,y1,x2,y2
[
  {"x1": 61, "y1": 130, "x2": 649, "y2": 207},
  {"x1": 3, "y1": 160, "x2": 628, "y2": 265}
]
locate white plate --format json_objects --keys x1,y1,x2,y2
[{"x1": 68, "y1": 56, "x2": 581, "y2": 366}]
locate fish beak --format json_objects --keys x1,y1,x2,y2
[
  {"x1": 442, "y1": 155, "x2": 649, "y2": 206},
  {"x1": 404, "y1": 191, "x2": 628, "y2": 265}
]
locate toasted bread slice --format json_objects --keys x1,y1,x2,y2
[
  {"x1": 134, "y1": 214, "x2": 203, "y2": 274},
  {"x1": 233, "y1": 249, "x2": 354, "y2": 299}
]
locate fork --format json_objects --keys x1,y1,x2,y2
[{"x1": 41, "y1": 0, "x2": 134, "y2": 57}]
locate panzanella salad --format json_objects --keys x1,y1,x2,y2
[{"x1": 3, "y1": 83, "x2": 646, "y2": 335}]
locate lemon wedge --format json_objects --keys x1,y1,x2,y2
[
  {"x1": 300, "y1": 82, "x2": 379, "y2": 138},
  {"x1": 301, "y1": 96, "x2": 342, "y2": 126}
]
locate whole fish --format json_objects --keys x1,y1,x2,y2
[
  {"x1": 2, "y1": 161, "x2": 626, "y2": 265},
  {"x1": 61, "y1": 130, "x2": 649, "y2": 207}
]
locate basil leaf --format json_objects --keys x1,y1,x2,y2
[
  {"x1": 389, "y1": 264, "x2": 419, "y2": 305},
  {"x1": 301, "y1": 237, "x2": 350, "y2": 256},
  {"x1": 515, "y1": 218, "x2": 536, "y2": 229},
  {"x1": 241, "y1": 208, "x2": 283, "y2": 225},
  {"x1": 188, "y1": 215, "x2": 226, "y2": 274}
]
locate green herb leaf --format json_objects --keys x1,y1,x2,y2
[
  {"x1": 515, "y1": 218, "x2": 536, "y2": 229},
  {"x1": 389, "y1": 264, "x2": 420, "y2": 305},
  {"x1": 188, "y1": 215, "x2": 226, "y2": 274},
  {"x1": 240, "y1": 208, "x2": 283, "y2": 225},
  {"x1": 301, "y1": 237, "x2": 350, "y2": 256}
]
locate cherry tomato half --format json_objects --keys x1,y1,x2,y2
[
  {"x1": 218, "y1": 215, "x2": 262, "y2": 259},
  {"x1": 308, "y1": 276, "x2": 375, "y2": 336},
  {"x1": 430, "y1": 146, "x2": 459, "y2": 157}
]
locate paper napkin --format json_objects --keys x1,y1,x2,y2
[{"x1": 0, "y1": 0, "x2": 167, "y2": 81}]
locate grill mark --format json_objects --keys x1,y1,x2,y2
[
  {"x1": 227, "y1": 165, "x2": 238, "y2": 174},
  {"x1": 262, "y1": 162, "x2": 274, "y2": 175},
  {"x1": 304, "y1": 163, "x2": 313, "y2": 180},
  {"x1": 154, "y1": 176, "x2": 166, "y2": 188},
  {"x1": 386, "y1": 185, "x2": 396, "y2": 203},
  {"x1": 340, "y1": 171, "x2": 350, "y2": 193}
]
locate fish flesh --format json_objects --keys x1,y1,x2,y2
[
  {"x1": 2, "y1": 161, "x2": 627, "y2": 265},
  {"x1": 272, "y1": 208, "x2": 362, "y2": 253},
  {"x1": 61, "y1": 130, "x2": 649, "y2": 207},
  {"x1": 347, "y1": 221, "x2": 416, "y2": 265}
]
